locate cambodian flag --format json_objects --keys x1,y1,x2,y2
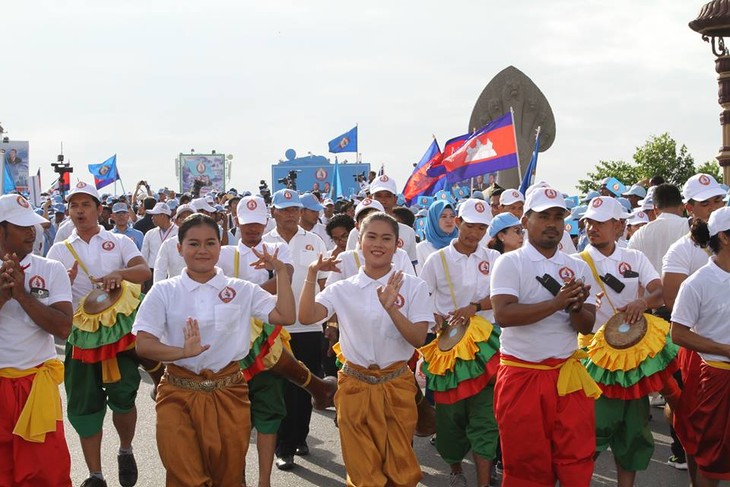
[
  {"x1": 88, "y1": 154, "x2": 120, "y2": 190},
  {"x1": 442, "y1": 112, "x2": 518, "y2": 184},
  {"x1": 403, "y1": 139, "x2": 444, "y2": 204},
  {"x1": 426, "y1": 133, "x2": 470, "y2": 178}
]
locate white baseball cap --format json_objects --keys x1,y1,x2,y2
[
  {"x1": 175, "y1": 204, "x2": 194, "y2": 217},
  {"x1": 457, "y1": 198, "x2": 492, "y2": 225},
  {"x1": 708, "y1": 206, "x2": 730, "y2": 237},
  {"x1": 354, "y1": 198, "x2": 385, "y2": 219},
  {"x1": 236, "y1": 196, "x2": 268, "y2": 225},
  {"x1": 627, "y1": 209, "x2": 650, "y2": 226},
  {"x1": 525, "y1": 180, "x2": 550, "y2": 199},
  {"x1": 147, "y1": 202, "x2": 172, "y2": 216},
  {"x1": 0, "y1": 194, "x2": 48, "y2": 226},
  {"x1": 683, "y1": 173, "x2": 725, "y2": 203},
  {"x1": 582, "y1": 196, "x2": 630, "y2": 222},
  {"x1": 524, "y1": 187, "x2": 566, "y2": 213},
  {"x1": 190, "y1": 197, "x2": 217, "y2": 213},
  {"x1": 66, "y1": 181, "x2": 100, "y2": 203},
  {"x1": 499, "y1": 189, "x2": 525, "y2": 206},
  {"x1": 369, "y1": 174, "x2": 398, "y2": 195}
]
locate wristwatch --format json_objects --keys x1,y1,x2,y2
[{"x1": 471, "y1": 302, "x2": 482, "y2": 312}]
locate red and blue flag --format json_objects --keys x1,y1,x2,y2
[
  {"x1": 88, "y1": 154, "x2": 120, "y2": 190},
  {"x1": 403, "y1": 139, "x2": 444, "y2": 204}
]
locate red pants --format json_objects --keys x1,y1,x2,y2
[
  {"x1": 673, "y1": 347, "x2": 701, "y2": 456},
  {"x1": 691, "y1": 363, "x2": 730, "y2": 480},
  {"x1": 495, "y1": 355, "x2": 595, "y2": 487},
  {"x1": 0, "y1": 374, "x2": 71, "y2": 487}
]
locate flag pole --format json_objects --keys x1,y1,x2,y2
[
  {"x1": 510, "y1": 107, "x2": 523, "y2": 182},
  {"x1": 533, "y1": 126, "x2": 542, "y2": 184}
]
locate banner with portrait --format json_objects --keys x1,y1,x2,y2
[
  {"x1": 1, "y1": 141, "x2": 30, "y2": 194},
  {"x1": 179, "y1": 154, "x2": 226, "y2": 196}
]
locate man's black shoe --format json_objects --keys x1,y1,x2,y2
[
  {"x1": 295, "y1": 444, "x2": 310, "y2": 456},
  {"x1": 118, "y1": 452, "x2": 138, "y2": 487}
]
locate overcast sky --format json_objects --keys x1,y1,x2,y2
[{"x1": 2, "y1": 1, "x2": 721, "y2": 196}]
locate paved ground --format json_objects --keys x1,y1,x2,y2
[{"x1": 58, "y1": 344, "x2": 723, "y2": 486}]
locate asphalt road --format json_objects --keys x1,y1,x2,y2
[{"x1": 58, "y1": 347, "x2": 722, "y2": 486}]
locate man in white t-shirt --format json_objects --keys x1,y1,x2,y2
[
  {"x1": 0, "y1": 194, "x2": 74, "y2": 486},
  {"x1": 140, "y1": 202, "x2": 178, "y2": 284}
]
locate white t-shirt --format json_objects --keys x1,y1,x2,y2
[
  {"x1": 415, "y1": 240, "x2": 438, "y2": 275},
  {"x1": 53, "y1": 218, "x2": 76, "y2": 244},
  {"x1": 132, "y1": 268, "x2": 276, "y2": 374},
  {"x1": 346, "y1": 223, "x2": 418, "y2": 264},
  {"x1": 420, "y1": 241, "x2": 501, "y2": 323},
  {"x1": 627, "y1": 213, "x2": 689, "y2": 273},
  {"x1": 263, "y1": 226, "x2": 327, "y2": 333},
  {"x1": 572, "y1": 245, "x2": 659, "y2": 333},
  {"x1": 47, "y1": 227, "x2": 144, "y2": 309},
  {"x1": 490, "y1": 242, "x2": 597, "y2": 362},
  {"x1": 141, "y1": 224, "x2": 178, "y2": 270},
  {"x1": 0, "y1": 253, "x2": 72, "y2": 369},
  {"x1": 316, "y1": 268, "x2": 434, "y2": 369},
  {"x1": 325, "y1": 248, "x2": 415, "y2": 286},
  {"x1": 153, "y1": 237, "x2": 185, "y2": 283},
  {"x1": 671, "y1": 258, "x2": 730, "y2": 363},
  {"x1": 662, "y1": 234, "x2": 710, "y2": 278},
  {"x1": 218, "y1": 241, "x2": 292, "y2": 284},
  {"x1": 308, "y1": 222, "x2": 335, "y2": 250}
]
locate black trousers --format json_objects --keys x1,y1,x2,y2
[{"x1": 276, "y1": 331, "x2": 323, "y2": 457}]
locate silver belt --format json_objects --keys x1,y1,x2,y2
[{"x1": 341, "y1": 363, "x2": 409, "y2": 385}]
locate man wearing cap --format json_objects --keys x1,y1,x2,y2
[
  {"x1": 0, "y1": 194, "x2": 74, "y2": 486},
  {"x1": 153, "y1": 204, "x2": 195, "y2": 283},
  {"x1": 140, "y1": 202, "x2": 177, "y2": 284},
  {"x1": 47, "y1": 181, "x2": 152, "y2": 487},
  {"x1": 322, "y1": 198, "x2": 335, "y2": 225},
  {"x1": 573, "y1": 196, "x2": 675, "y2": 486},
  {"x1": 499, "y1": 189, "x2": 525, "y2": 219},
  {"x1": 345, "y1": 175, "x2": 418, "y2": 266},
  {"x1": 262, "y1": 189, "x2": 328, "y2": 470},
  {"x1": 491, "y1": 187, "x2": 600, "y2": 487},
  {"x1": 419, "y1": 198, "x2": 501, "y2": 487},
  {"x1": 622, "y1": 184, "x2": 648, "y2": 210},
  {"x1": 661, "y1": 173, "x2": 726, "y2": 479},
  {"x1": 299, "y1": 193, "x2": 334, "y2": 249},
  {"x1": 626, "y1": 210, "x2": 650, "y2": 240},
  {"x1": 111, "y1": 203, "x2": 144, "y2": 250}
]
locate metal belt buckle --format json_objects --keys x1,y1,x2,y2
[{"x1": 200, "y1": 379, "x2": 216, "y2": 392}]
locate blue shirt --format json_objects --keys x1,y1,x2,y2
[{"x1": 111, "y1": 226, "x2": 144, "y2": 250}]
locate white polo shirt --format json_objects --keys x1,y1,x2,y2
[
  {"x1": 346, "y1": 223, "x2": 418, "y2": 263},
  {"x1": 325, "y1": 248, "x2": 415, "y2": 286},
  {"x1": 53, "y1": 218, "x2": 75, "y2": 244},
  {"x1": 141, "y1": 224, "x2": 178, "y2": 270},
  {"x1": 218, "y1": 240, "x2": 292, "y2": 284},
  {"x1": 263, "y1": 226, "x2": 327, "y2": 333},
  {"x1": 0, "y1": 253, "x2": 72, "y2": 369},
  {"x1": 627, "y1": 213, "x2": 689, "y2": 273},
  {"x1": 490, "y1": 242, "x2": 597, "y2": 362},
  {"x1": 153, "y1": 237, "x2": 185, "y2": 283},
  {"x1": 662, "y1": 234, "x2": 710, "y2": 278},
  {"x1": 523, "y1": 229, "x2": 577, "y2": 255},
  {"x1": 420, "y1": 241, "x2": 501, "y2": 323},
  {"x1": 132, "y1": 268, "x2": 276, "y2": 374},
  {"x1": 316, "y1": 268, "x2": 434, "y2": 369},
  {"x1": 415, "y1": 240, "x2": 438, "y2": 275},
  {"x1": 572, "y1": 245, "x2": 659, "y2": 333},
  {"x1": 309, "y1": 222, "x2": 335, "y2": 250},
  {"x1": 671, "y1": 258, "x2": 730, "y2": 363},
  {"x1": 47, "y1": 226, "x2": 144, "y2": 309}
]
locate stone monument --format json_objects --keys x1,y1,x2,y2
[{"x1": 469, "y1": 66, "x2": 556, "y2": 189}]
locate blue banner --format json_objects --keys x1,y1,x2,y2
[{"x1": 328, "y1": 126, "x2": 358, "y2": 153}]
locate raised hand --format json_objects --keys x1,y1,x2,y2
[
  {"x1": 250, "y1": 245, "x2": 281, "y2": 271},
  {"x1": 377, "y1": 271, "x2": 404, "y2": 311},
  {"x1": 68, "y1": 261, "x2": 79, "y2": 285},
  {"x1": 308, "y1": 253, "x2": 342, "y2": 274},
  {"x1": 1, "y1": 253, "x2": 25, "y2": 298},
  {"x1": 182, "y1": 318, "x2": 210, "y2": 358}
]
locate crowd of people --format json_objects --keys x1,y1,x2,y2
[{"x1": 1, "y1": 169, "x2": 729, "y2": 487}]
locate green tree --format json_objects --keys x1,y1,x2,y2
[
  {"x1": 695, "y1": 160, "x2": 722, "y2": 183},
  {"x1": 576, "y1": 160, "x2": 641, "y2": 194},
  {"x1": 632, "y1": 133, "x2": 695, "y2": 186}
]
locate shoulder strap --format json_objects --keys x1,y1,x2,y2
[
  {"x1": 439, "y1": 249, "x2": 458, "y2": 309},
  {"x1": 64, "y1": 239, "x2": 91, "y2": 278},
  {"x1": 234, "y1": 249, "x2": 240, "y2": 278},
  {"x1": 353, "y1": 252, "x2": 361, "y2": 269},
  {"x1": 578, "y1": 249, "x2": 616, "y2": 314}
]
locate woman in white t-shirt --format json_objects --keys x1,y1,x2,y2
[{"x1": 132, "y1": 214, "x2": 295, "y2": 486}]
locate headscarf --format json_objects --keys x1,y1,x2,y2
[{"x1": 424, "y1": 200, "x2": 458, "y2": 249}]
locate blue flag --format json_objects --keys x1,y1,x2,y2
[
  {"x1": 328, "y1": 126, "x2": 358, "y2": 153},
  {"x1": 88, "y1": 154, "x2": 120, "y2": 190},
  {"x1": 330, "y1": 157, "x2": 344, "y2": 199},
  {"x1": 3, "y1": 162, "x2": 16, "y2": 194},
  {"x1": 519, "y1": 129, "x2": 541, "y2": 196}
]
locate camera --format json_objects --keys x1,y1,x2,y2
[
  {"x1": 277, "y1": 170, "x2": 300, "y2": 190},
  {"x1": 259, "y1": 180, "x2": 272, "y2": 206}
]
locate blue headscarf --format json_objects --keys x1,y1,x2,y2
[{"x1": 424, "y1": 200, "x2": 458, "y2": 249}]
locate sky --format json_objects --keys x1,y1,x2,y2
[{"x1": 2, "y1": 0, "x2": 723, "y2": 196}]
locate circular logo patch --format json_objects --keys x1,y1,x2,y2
[
  {"x1": 699, "y1": 174, "x2": 711, "y2": 186},
  {"x1": 478, "y1": 261, "x2": 490, "y2": 275},
  {"x1": 545, "y1": 189, "x2": 558, "y2": 199},
  {"x1": 618, "y1": 262, "x2": 632, "y2": 275},
  {"x1": 246, "y1": 200, "x2": 257, "y2": 211},
  {"x1": 99, "y1": 165, "x2": 110, "y2": 176},
  {"x1": 637, "y1": 211, "x2": 645, "y2": 218},
  {"x1": 558, "y1": 266, "x2": 575, "y2": 281},
  {"x1": 218, "y1": 286, "x2": 236, "y2": 303},
  {"x1": 76, "y1": 181, "x2": 87, "y2": 188},
  {"x1": 565, "y1": 222, "x2": 573, "y2": 232},
  {"x1": 379, "y1": 175, "x2": 389, "y2": 182},
  {"x1": 512, "y1": 190, "x2": 520, "y2": 198},
  {"x1": 439, "y1": 192, "x2": 448, "y2": 199},
  {"x1": 362, "y1": 198, "x2": 373, "y2": 206},
  {"x1": 612, "y1": 183, "x2": 620, "y2": 191},
  {"x1": 475, "y1": 202, "x2": 485, "y2": 213},
  {"x1": 315, "y1": 168, "x2": 328, "y2": 181},
  {"x1": 16, "y1": 196, "x2": 29, "y2": 208},
  {"x1": 592, "y1": 198, "x2": 603, "y2": 208},
  {"x1": 101, "y1": 241, "x2": 115, "y2": 251},
  {"x1": 394, "y1": 293, "x2": 405, "y2": 309},
  {"x1": 305, "y1": 244, "x2": 314, "y2": 251},
  {"x1": 30, "y1": 275, "x2": 46, "y2": 289},
  {"x1": 283, "y1": 191, "x2": 292, "y2": 200},
  {"x1": 196, "y1": 161, "x2": 206, "y2": 174}
]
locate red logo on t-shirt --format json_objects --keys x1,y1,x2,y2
[
  {"x1": 305, "y1": 244, "x2": 315, "y2": 251},
  {"x1": 478, "y1": 261, "x2": 489, "y2": 275},
  {"x1": 218, "y1": 286, "x2": 236, "y2": 303},
  {"x1": 558, "y1": 266, "x2": 575, "y2": 281},
  {"x1": 545, "y1": 189, "x2": 558, "y2": 199},
  {"x1": 394, "y1": 293, "x2": 405, "y2": 309},
  {"x1": 101, "y1": 241, "x2": 115, "y2": 251},
  {"x1": 16, "y1": 196, "x2": 30, "y2": 208},
  {"x1": 618, "y1": 262, "x2": 632, "y2": 275},
  {"x1": 474, "y1": 202, "x2": 485, "y2": 213},
  {"x1": 246, "y1": 200, "x2": 257, "y2": 211},
  {"x1": 29, "y1": 275, "x2": 46, "y2": 289}
]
